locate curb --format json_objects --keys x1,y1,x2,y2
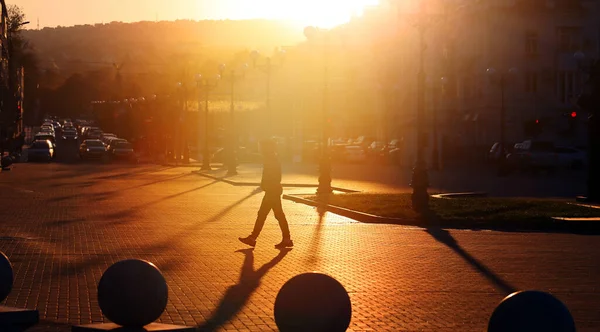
[
  {"x1": 431, "y1": 192, "x2": 488, "y2": 199},
  {"x1": 193, "y1": 171, "x2": 359, "y2": 193},
  {"x1": 283, "y1": 194, "x2": 600, "y2": 234},
  {"x1": 282, "y1": 194, "x2": 419, "y2": 225}
]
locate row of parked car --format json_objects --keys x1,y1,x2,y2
[
  {"x1": 27, "y1": 119, "x2": 66, "y2": 162},
  {"x1": 489, "y1": 140, "x2": 587, "y2": 173},
  {"x1": 77, "y1": 125, "x2": 137, "y2": 163},
  {"x1": 27, "y1": 118, "x2": 137, "y2": 163}
]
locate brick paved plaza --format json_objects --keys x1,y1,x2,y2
[{"x1": 1, "y1": 163, "x2": 599, "y2": 331}]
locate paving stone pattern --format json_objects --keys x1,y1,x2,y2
[{"x1": 0, "y1": 163, "x2": 598, "y2": 331}]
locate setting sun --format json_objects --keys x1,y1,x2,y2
[{"x1": 217, "y1": 0, "x2": 381, "y2": 29}]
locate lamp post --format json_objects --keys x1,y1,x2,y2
[
  {"x1": 407, "y1": 21, "x2": 430, "y2": 212},
  {"x1": 429, "y1": 76, "x2": 447, "y2": 171},
  {"x1": 195, "y1": 73, "x2": 221, "y2": 171},
  {"x1": 574, "y1": 51, "x2": 600, "y2": 203},
  {"x1": 250, "y1": 49, "x2": 286, "y2": 138},
  {"x1": 219, "y1": 63, "x2": 247, "y2": 176},
  {"x1": 486, "y1": 67, "x2": 518, "y2": 175},
  {"x1": 174, "y1": 82, "x2": 185, "y2": 164},
  {"x1": 305, "y1": 26, "x2": 334, "y2": 195}
]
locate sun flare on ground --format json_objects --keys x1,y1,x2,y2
[{"x1": 218, "y1": 0, "x2": 381, "y2": 29}]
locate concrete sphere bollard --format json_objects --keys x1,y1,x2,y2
[
  {"x1": 97, "y1": 259, "x2": 168, "y2": 327},
  {"x1": 0, "y1": 252, "x2": 14, "y2": 302},
  {"x1": 488, "y1": 290, "x2": 576, "y2": 332},
  {"x1": 274, "y1": 272, "x2": 352, "y2": 332}
]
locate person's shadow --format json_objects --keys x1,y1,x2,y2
[{"x1": 198, "y1": 247, "x2": 292, "y2": 331}]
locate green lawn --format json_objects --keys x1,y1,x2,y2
[{"x1": 305, "y1": 193, "x2": 600, "y2": 223}]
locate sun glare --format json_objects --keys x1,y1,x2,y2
[{"x1": 224, "y1": 0, "x2": 381, "y2": 29}]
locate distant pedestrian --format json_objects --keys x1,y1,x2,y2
[{"x1": 239, "y1": 138, "x2": 293, "y2": 248}]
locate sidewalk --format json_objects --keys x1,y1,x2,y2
[
  {"x1": 191, "y1": 162, "x2": 510, "y2": 194},
  {"x1": 193, "y1": 162, "x2": 408, "y2": 193}
]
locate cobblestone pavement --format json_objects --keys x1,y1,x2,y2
[{"x1": 0, "y1": 163, "x2": 599, "y2": 331}]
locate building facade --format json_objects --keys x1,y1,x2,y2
[{"x1": 438, "y1": 0, "x2": 600, "y2": 153}]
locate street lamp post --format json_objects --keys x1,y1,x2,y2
[
  {"x1": 486, "y1": 67, "x2": 518, "y2": 175},
  {"x1": 429, "y1": 76, "x2": 447, "y2": 171},
  {"x1": 219, "y1": 63, "x2": 247, "y2": 176},
  {"x1": 175, "y1": 82, "x2": 186, "y2": 164},
  {"x1": 250, "y1": 49, "x2": 286, "y2": 138},
  {"x1": 195, "y1": 73, "x2": 221, "y2": 171},
  {"x1": 304, "y1": 26, "x2": 334, "y2": 195},
  {"x1": 574, "y1": 51, "x2": 600, "y2": 203},
  {"x1": 410, "y1": 24, "x2": 429, "y2": 212}
]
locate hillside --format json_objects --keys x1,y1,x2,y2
[{"x1": 22, "y1": 20, "x2": 306, "y2": 73}]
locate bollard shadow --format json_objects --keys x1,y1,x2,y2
[
  {"x1": 197, "y1": 247, "x2": 292, "y2": 332},
  {"x1": 424, "y1": 226, "x2": 517, "y2": 295}
]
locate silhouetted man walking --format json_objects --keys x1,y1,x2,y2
[{"x1": 239, "y1": 139, "x2": 293, "y2": 248}]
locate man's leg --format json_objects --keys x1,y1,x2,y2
[
  {"x1": 239, "y1": 193, "x2": 273, "y2": 246},
  {"x1": 272, "y1": 194, "x2": 293, "y2": 248},
  {"x1": 250, "y1": 193, "x2": 273, "y2": 238}
]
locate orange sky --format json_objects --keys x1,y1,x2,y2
[{"x1": 11, "y1": 0, "x2": 381, "y2": 29}]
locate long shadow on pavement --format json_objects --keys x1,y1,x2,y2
[
  {"x1": 52, "y1": 185, "x2": 261, "y2": 276},
  {"x1": 103, "y1": 180, "x2": 220, "y2": 221},
  {"x1": 425, "y1": 227, "x2": 517, "y2": 295},
  {"x1": 47, "y1": 174, "x2": 193, "y2": 204},
  {"x1": 305, "y1": 195, "x2": 329, "y2": 267},
  {"x1": 197, "y1": 248, "x2": 291, "y2": 332},
  {"x1": 92, "y1": 166, "x2": 176, "y2": 180}
]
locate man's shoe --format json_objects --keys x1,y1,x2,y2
[
  {"x1": 275, "y1": 239, "x2": 294, "y2": 248},
  {"x1": 239, "y1": 236, "x2": 257, "y2": 247}
]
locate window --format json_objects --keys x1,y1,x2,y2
[
  {"x1": 525, "y1": 72, "x2": 538, "y2": 93},
  {"x1": 525, "y1": 32, "x2": 538, "y2": 55},
  {"x1": 557, "y1": 70, "x2": 574, "y2": 104},
  {"x1": 557, "y1": 27, "x2": 581, "y2": 52}
]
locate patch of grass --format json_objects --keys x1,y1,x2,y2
[{"x1": 305, "y1": 193, "x2": 600, "y2": 223}]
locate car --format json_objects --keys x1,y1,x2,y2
[
  {"x1": 101, "y1": 133, "x2": 117, "y2": 145},
  {"x1": 107, "y1": 141, "x2": 137, "y2": 163},
  {"x1": 507, "y1": 140, "x2": 557, "y2": 173},
  {"x1": 79, "y1": 139, "x2": 107, "y2": 160},
  {"x1": 62, "y1": 129, "x2": 78, "y2": 141},
  {"x1": 555, "y1": 146, "x2": 587, "y2": 170},
  {"x1": 27, "y1": 140, "x2": 54, "y2": 162},
  {"x1": 34, "y1": 133, "x2": 57, "y2": 148},
  {"x1": 40, "y1": 125, "x2": 55, "y2": 133},
  {"x1": 87, "y1": 130, "x2": 103, "y2": 140},
  {"x1": 342, "y1": 145, "x2": 367, "y2": 163}
]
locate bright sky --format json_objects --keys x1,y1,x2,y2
[{"x1": 10, "y1": 0, "x2": 381, "y2": 29}]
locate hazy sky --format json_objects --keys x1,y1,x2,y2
[{"x1": 11, "y1": 0, "x2": 381, "y2": 29}]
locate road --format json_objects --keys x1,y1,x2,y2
[{"x1": 1, "y1": 162, "x2": 599, "y2": 331}]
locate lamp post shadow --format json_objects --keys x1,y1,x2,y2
[
  {"x1": 425, "y1": 227, "x2": 517, "y2": 295},
  {"x1": 306, "y1": 195, "x2": 328, "y2": 266},
  {"x1": 197, "y1": 247, "x2": 292, "y2": 332}
]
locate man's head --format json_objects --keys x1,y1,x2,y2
[{"x1": 260, "y1": 138, "x2": 277, "y2": 156}]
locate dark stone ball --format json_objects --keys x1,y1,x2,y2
[
  {"x1": 97, "y1": 259, "x2": 168, "y2": 327},
  {"x1": 274, "y1": 272, "x2": 352, "y2": 332},
  {"x1": 0, "y1": 252, "x2": 13, "y2": 302},
  {"x1": 488, "y1": 290, "x2": 576, "y2": 332}
]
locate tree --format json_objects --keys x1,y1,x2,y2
[{"x1": 7, "y1": 5, "x2": 40, "y2": 125}]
